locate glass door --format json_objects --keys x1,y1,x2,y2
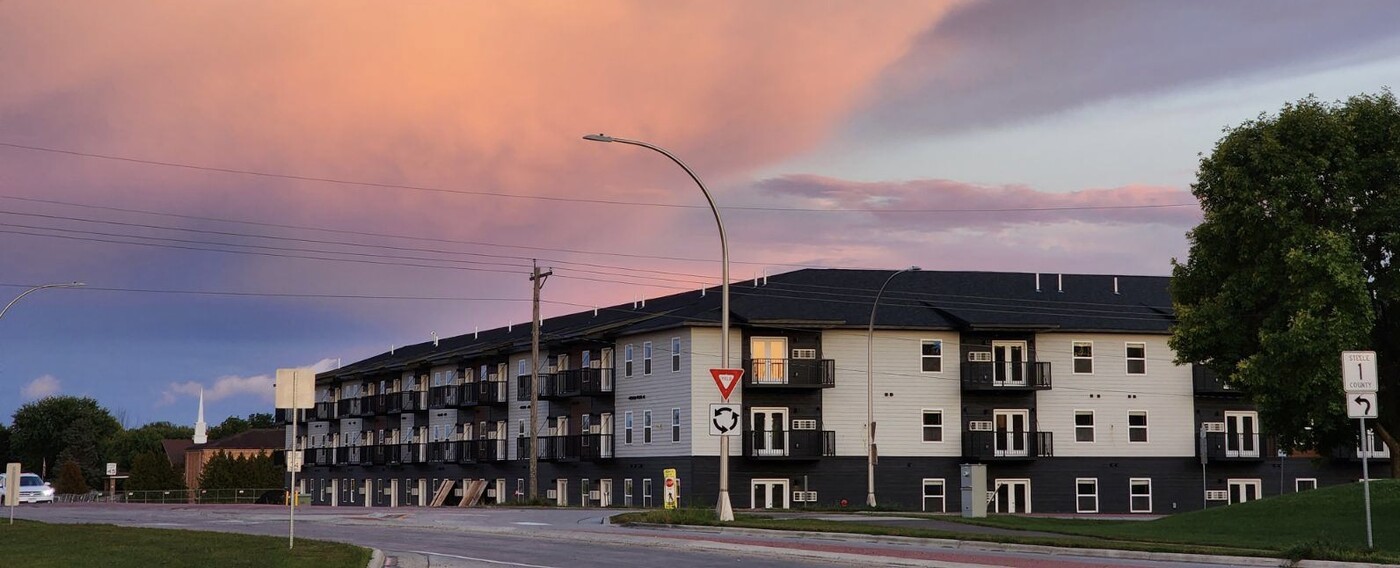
[
  {"x1": 992, "y1": 341, "x2": 1027, "y2": 386},
  {"x1": 750, "y1": 337, "x2": 789, "y2": 384},
  {"x1": 994, "y1": 410, "x2": 1030, "y2": 457},
  {"x1": 751, "y1": 407, "x2": 788, "y2": 457},
  {"x1": 1224, "y1": 412, "x2": 1259, "y2": 458}
]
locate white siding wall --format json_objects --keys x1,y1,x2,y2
[
  {"x1": 821, "y1": 330, "x2": 963, "y2": 457},
  {"x1": 614, "y1": 328, "x2": 697, "y2": 458},
  {"x1": 688, "y1": 328, "x2": 744, "y2": 456},
  {"x1": 1035, "y1": 333, "x2": 1194, "y2": 457}
]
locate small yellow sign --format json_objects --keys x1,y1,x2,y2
[{"x1": 662, "y1": 468, "x2": 679, "y2": 510}]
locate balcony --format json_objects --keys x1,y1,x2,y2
[
  {"x1": 517, "y1": 434, "x2": 616, "y2": 462},
  {"x1": 540, "y1": 368, "x2": 616, "y2": 400},
  {"x1": 392, "y1": 442, "x2": 425, "y2": 465},
  {"x1": 742, "y1": 359, "x2": 835, "y2": 389},
  {"x1": 743, "y1": 429, "x2": 835, "y2": 460},
  {"x1": 335, "y1": 445, "x2": 372, "y2": 466},
  {"x1": 310, "y1": 447, "x2": 336, "y2": 466},
  {"x1": 962, "y1": 431, "x2": 1054, "y2": 461},
  {"x1": 961, "y1": 362, "x2": 1052, "y2": 391},
  {"x1": 469, "y1": 438, "x2": 508, "y2": 462},
  {"x1": 459, "y1": 381, "x2": 509, "y2": 407},
  {"x1": 336, "y1": 398, "x2": 362, "y2": 417},
  {"x1": 1193, "y1": 366, "x2": 1241, "y2": 396},
  {"x1": 397, "y1": 391, "x2": 427, "y2": 413},
  {"x1": 429, "y1": 385, "x2": 458, "y2": 408},
  {"x1": 357, "y1": 396, "x2": 380, "y2": 417},
  {"x1": 1202, "y1": 432, "x2": 1277, "y2": 461},
  {"x1": 427, "y1": 440, "x2": 470, "y2": 463},
  {"x1": 368, "y1": 444, "x2": 396, "y2": 465},
  {"x1": 313, "y1": 402, "x2": 337, "y2": 420}
]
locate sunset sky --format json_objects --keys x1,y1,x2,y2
[{"x1": 4, "y1": 1, "x2": 1400, "y2": 427}]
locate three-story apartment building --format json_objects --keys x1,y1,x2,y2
[{"x1": 290, "y1": 269, "x2": 1384, "y2": 513}]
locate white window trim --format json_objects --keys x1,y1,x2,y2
[
  {"x1": 1075, "y1": 478, "x2": 1099, "y2": 514},
  {"x1": 671, "y1": 337, "x2": 682, "y2": 372},
  {"x1": 920, "y1": 339, "x2": 943, "y2": 374},
  {"x1": 623, "y1": 411, "x2": 634, "y2": 445},
  {"x1": 1128, "y1": 410, "x2": 1149, "y2": 443},
  {"x1": 1129, "y1": 478, "x2": 1153, "y2": 513},
  {"x1": 643, "y1": 410, "x2": 653, "y2": 444},
  {"x1": 671, "y1": 408, "x2": 681, "y2": 443},
  {"x1": 624, "y1": 344, "x2": 634, "y2": 377},
  {"x1": 1074, "y1": 410, "x2": 1095, "y2": 443},
  {"x1": 1295, "y1": 478, "x2": 1318, "y2": 492},
  {"x1": 921, "y1": 478, "x2": 945, "y2": 513},
  {"x1": 920, "y1": 409, "x2": 944, "y2": 443},
  {"x1": 1072, "y1": 341, "x2": 1094, "y2": 374},
  {"x1": 1125, "y1": 342, "x2": 1147, "y2": 375},
  {"x1": 643, "y1": 341, "x2": 653, "y2": 375},
  {"x1": 642, "y1": 478, "x2": 653, "y2": 508}
]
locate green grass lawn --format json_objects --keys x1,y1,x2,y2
[
  {"x1": 615, "y1": 479, "x2": 1400, "y2": 564},
  {"x1": 0, "y1": 520, "x2": 371, "y2": 568}
]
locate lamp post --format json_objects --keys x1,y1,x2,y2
[
  {"x1": 582, "y1": 133, "x2": 734, "y2": 522},
  {"x1": 1, "y1": 282, "x2": 85, "y2": 321},
  {"x1": 867, "y1": 267, "x2": 919, "y2": 508}
]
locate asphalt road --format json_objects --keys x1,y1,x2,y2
[{"x1": 10, "y1": 504, "x2": 1266, "y2": 568}]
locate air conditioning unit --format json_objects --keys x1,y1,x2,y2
[
  {"x1": 588, "y1": 490, "x2": 601, "y2": 501},
  {"x1": 968, "y1": 352, "x2": 992, "y2": 362},
  {"x1": 1205, "y1": 490, "x2": 1228, "y2": 501},
  {"x1": 1202, "y1": 422, "x2": 1225, "y2": 433},
  {"x1": 791, "y1": 420, "x2": 817, "y2": 430},
  {"x1": 791, "y1": 491, "x2": 817, "y2": 503},
  {"x1": 486, "y1": 489, "x2": 496, "y2": 497},
  {"x1": 546, "y1": 489, "x2": 557, "y2": 499},
  {"x1": 791, "y1": 349, "x2": 817, "y2": 360},
  {"x1": 803, "y1": 491, "x2": 817, "y2": 502},
  {"x1": 968, "y1": 421, "x2": 994, "y2": 431}
]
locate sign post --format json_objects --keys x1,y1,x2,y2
[
  {"x1": 709, "y1": 368, "x2": 743, "y2": 522},
  {"x1": 5, "y1": 462, "x2": 19, "y2": 525},
  {"x1": 1341, "y1": 351, "x2": 1378, "y2": 549},
  {"x1": 275, "y1": 367, "x2": 315, "y2": 549}
]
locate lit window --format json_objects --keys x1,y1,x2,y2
[
  {"x1": 1076, "y1": 478, "x2": 1098, "y2": 513},
  {"x1": 1075, "y1": 411, "x2": 1095, "y2": 442},
  {"x1": 1125, "y1": 342, "x2": 1146, "y2": 375},
  {"x1": 1128, "y1": 411, "x2": 1148, "y2": 443},
  {"x1": 1073, "y1": 341, "x2": 1094, "y2": 374},
  {"x1": 921, "y1": 410, "x2": 943, "y2": 442},
  {"x1": 921, "y1": 340, "x2": 943, "y2": 373}
]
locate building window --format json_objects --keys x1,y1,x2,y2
[
  {"x1": 1075, "y1": 411, "x2": 1095, "y2": 442},
  {"x1": 1128, "y1": 411, "x2": 1149, "y2": 443},
  {"x1": 921, "y1": 410, "x2": 943, "y2": 442},
  {"x1": 643, "y1": 342, "x2": 653, "y2": 375},
  {"x1": 1076, "y1": 478, "x2": 1099, "y2": 513},
  {"x1": 624, "y1": 412, "x2": 633, "y2": 444},
  {"x1": 624, "y1": 479, "x2": 634, "y2": 506},
  {"x1": 1296, "y1": 478, "x2": 1317, "y2": 492},
  {"x1": 921, "y1": 479, "x2": 945, "y2": 512},
  {"x1": 671, "y1": 337, "x2": 682, "y2": 372},
  {"x1": 643, "y1": 478, "x2": 653, "y2": 507},
  {"x1": 582, "y1": 350, "x2": 592, "y2": 368},
  {"x1": 1072, "y1": 341, "x2": 1093, "y2": 374},
  {"x1": 671, "y1": 408, "x2": 681, "y2": 443},
  {"x1": 1125, "y1": 342, "x2": 1146, "y2": 375},
  {"x1": 624, "y1": 345, "x2": 634, "y2": 377},
  {"x1": 921, "y1": 340, "x2": 943, "y2": 373},
  {"x1": 1129, "y1": 478, "x2": 1152, "y2": 513},
  {"x1": 516, "y1": 478, "x2": 524, "y2": 502},
  {"x1": 643, "y1": 410, "x2": 653, "y2": 444}
]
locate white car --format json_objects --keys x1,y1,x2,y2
[{"x1": 0, "y1": 472, "x2": 56, "y2": 504}]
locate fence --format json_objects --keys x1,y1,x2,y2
[{"x1": 71, "y1": 488, "x2": 288, "y2": 504}]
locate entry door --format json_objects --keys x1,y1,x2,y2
[
  {"x1": 601, "y1": 348, "x2": 615, "y2": 390},
  {"x1": 1224, "y1": 412, "x2": 1259, "y2": 458},
  {"x1": 556, "y1": 478, "x2": 569, "y2": 507},
  {"x1": 389, "y1": 479, "x2": 399, "y2": 507},
  {"x1": 993, "y1": 479, "x2": 1032, "y2": 513},
  {"x1": 363, "y1": 479, "x2": 372, "y2": 508},
  {"x1": 751, "y1": 479, "x2": 790, "y2": 509},
  {"x1": 750, "y1": 337, "x2": 789, "y2": 383},
  {"x1": 330, "y1": 479, "x2": 338, "y2": 507},
  {"x1": 751, "y1": 407, "x2": 788, "y2": 457},
  {"x1": 992, "y1": 341, "x2": 1027, "y2": 386},
  {"x1": 1228, "y1": 479, "x2": 1261, "y2": 504},
  {"x1": 600, "y1": 479, "x2": 613, "y2": 507},
  {"x1": 993, "y1": 410, "x2": 1030, "y2": 457}
]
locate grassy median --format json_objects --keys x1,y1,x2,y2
[
  {"x1": 615, "y1": 480, "x2": 1400, "y2": 564},
  {"x1": 0, "y1": 520, "x2": 371, "y2": 568}
]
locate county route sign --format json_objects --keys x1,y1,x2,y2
[{"x1": 1341, "y1": 351, "x2": 1378, "y2": 394}]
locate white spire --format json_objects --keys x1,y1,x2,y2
[{"x1": 193, "y1": 388, "x2": 208, "y2": 444}]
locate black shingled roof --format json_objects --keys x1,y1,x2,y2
[{"x1": 321, "y1": 269, "x2": 1174, "y2": 380}]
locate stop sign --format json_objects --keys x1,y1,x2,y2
[{"x1": 665, "y1": 478, "x2": 675, "y2": 488}]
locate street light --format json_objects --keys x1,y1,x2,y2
[
  {"x1": 866, "y1": 267, "x2": 920, "y2": 508},
  {"x1": 0, "y1": 282, "x2": 86, "y2": 321},
  {"x1": 582, "y1": 133, "x2": 735, "y2": 522}
]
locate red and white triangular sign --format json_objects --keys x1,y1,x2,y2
[{"x1": 710, "y1": 368, "x2": 744, "y2": 401}]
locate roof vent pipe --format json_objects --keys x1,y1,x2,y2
[
  {"x1": 1113, "y1": 277, "x2": 1120, "y2": 295},
  {"x1": 508, "y1": 321, "x2": 513, "y2": 332},
  {"x1": 474, "y1": 326, "x2": 479, "y2": 339},
  {"x1": 391, "y1": 344, "x2": 396, "y2": 355},
  {"x1": 763, "y1": 269, "x2": 768, "y2": 286},
  {"x1": 1035, "y1": 273, "x2": 1041, "y2": 293},
  {"x1": 1058, "y1": 273, "x2": 1064, "y2": 293},
  {"x1": 432, "y1": 331, "x2": 439, "y2": 347}
]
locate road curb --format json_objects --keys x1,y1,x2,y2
[
  {"x1": 624, "y1": 523, "x2": 1392, "y2": 568},
  {"x1": 366, "y1": 548, "x2": 385, "y2": 568}
]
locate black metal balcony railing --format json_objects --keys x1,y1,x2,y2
[
  {"x1": 540, "y1": 368, "x2": 616, "y2": 399},
  {"x1": 743, "y1": 430, "x2": 835, "y2": 459},
  {"x1": 961, "y1": 362, "x2": 1052, "y2": 391},
  {"x1": 385, "y1": 393, "x2": 403, "y2": 414},
  {"x1": 1202, "y1": 432, "x2": 1276, "y2": 461},
  {"x1": 314, "y1": 402, "x2": 337, "y2": 420},
  {"x1": 337, "y1": 398, "x2": 362, "y2": 417},
  {"x1": 398, "y1": 391, "x2": 427, "y2": 412},
  {"x1": 742, "y1": 359, "x2": 836, "y2": 388},
  {"x1": 962, "y1": 431, "x2": 1054, "y2": 460},
  {"x1": 1193, "y1": 366, "x2": 1240, "y2": 396},
  {"x1": 311, "y1": 447, "x2": 336, "y2": 466},
  {"x1": 459, "y1": 381, "x2": 509, "y2": 406},
  {"x1": 469, "y1": 438, "x2": 508, "y2": 462},
  {"x1": 427, "y1": 440, "x2": 467, "y2": 463},
  {"x1": 517, "y1": 376, "x2": 533, "y2": 401},
  {"x1": 354, "y1": 446, "x2": 373, "y2": 466},
  {"x1": 393, "y1": 442, "x2": 424, "y2": 464},
  {"x1": 429, "y1": 385, "x2": 458, "y2": 408},
  {"x1": 517, "y1": 434, "x2": 616, "y2": 462},
  {"x1": 357, "y1": 396, "x2": 379, "y2": 417}
]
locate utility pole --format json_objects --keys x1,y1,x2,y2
[{"x1": 528, "y1": 260, "x2": 552, "y2": 500}]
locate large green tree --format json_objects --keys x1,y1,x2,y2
[
  {"x1": 207, "y1": 413, "x2": 275, "y2": 441},
  {"x1": 10, "y1": 396, "x2": 121, "y2": 483},
  {"x1": 109, "y1": 422, "x2": 194, "y2": 471},
  {"x1": 0, "y1": 423, "x2": 11, "y2": 462},
  {"x1": 126, "y1": 451, "x2": 185, "y2": 491},
  {"x1": 1171, "y1": 91, "x2": 1400, "y2": 476},
  {"x1": 198, "y1": 452, "x2": 282, "y2": 493}
]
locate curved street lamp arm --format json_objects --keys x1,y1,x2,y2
[{"x1": 0, "y1": 282, "x2": 85, "y2": 321}]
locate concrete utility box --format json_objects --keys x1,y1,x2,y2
[{"x1": 960, "y1": 463, "x2": 987, "y2": 518}]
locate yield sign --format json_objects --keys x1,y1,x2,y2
[{"x1": 710, "y1": 368, "x2": 744, "y2": 401}]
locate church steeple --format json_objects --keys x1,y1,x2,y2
[{"x1": 193, "y1": 388, "x2": 208, "y2": 444}]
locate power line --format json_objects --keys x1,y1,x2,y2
[{"x1": 0, "y1": 141, "x2": 1201, "y2": 213}]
